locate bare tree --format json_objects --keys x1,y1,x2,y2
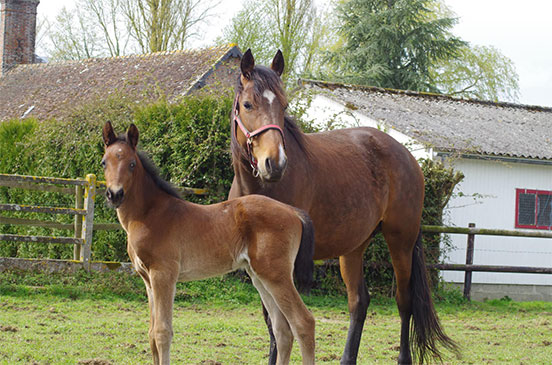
[
  {"x1": 44, "y1": 0, "x2": 218, "y2": 60},
  {"x1": 222, "y1": 0, "x2": 329, "y2": 84},
  {"x1": 122, "y1": 0, "x2": 219, "y2": 53},
  {"x1": 86, "y1": 0, "x2": 130, "y2": 57},
  {"x1": 48, "y1": 6, "x2": 103, "y2": 60}
]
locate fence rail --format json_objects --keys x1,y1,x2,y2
[{"x1": 422, "y1": 223, "x2": 552, "y2": 300}]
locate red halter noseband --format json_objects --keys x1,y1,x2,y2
[{"x1": 233, "y1": 94, "x2": 286, "y2": 176}]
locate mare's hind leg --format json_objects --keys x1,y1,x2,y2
[
  {"x1": 382, "y1": 224, "x2": 418, "y2": 364},
  {"x1": 339, "y1": 242, "x2": 370, "y2": 365},
  {"x1": 262, "y1": 303, "x2": 278, "y2": 365}
]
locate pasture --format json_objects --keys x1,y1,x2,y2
[{"x1": 0, "y1": 270, "x2": 550, "y2": 364}]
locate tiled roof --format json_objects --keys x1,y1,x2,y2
[
  {"x1": 0, "y1": 45, "x2": 241, "y2": 121},
  {"x1": 302, "y1": 80, "x2": 552, "y2": 161}
]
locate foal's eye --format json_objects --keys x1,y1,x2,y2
[
  {"x1": 243, "y1": 101, "x2": 253, "y2": 110},
  {"x1": 101, "y1": 160, "x2": 106, "y2": 169},
  {"x1": 129, "y1": 161, "x2": 136, "y2": 170}
]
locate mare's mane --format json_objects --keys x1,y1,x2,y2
[
  {"x1": 115, "y1": 134, "x2": 182, "y2": 200},
  {"x1": 231, "y1": 66, "x2": 308, "y2": 164}
]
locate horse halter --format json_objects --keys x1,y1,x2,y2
[{"x1": 233, "y1": 94, "x2": 286, "y2": 177}]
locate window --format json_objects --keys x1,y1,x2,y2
[{"x1": 515, "y1": 189, "x2": 552, "y2": 230}]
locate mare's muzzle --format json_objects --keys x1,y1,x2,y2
[{"x1": 262, "y1": 155, "x2": 287, "y2": 182}]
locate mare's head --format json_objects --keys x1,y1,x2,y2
[
  {"x1": 233, "y1": 49, "x2": 288, "y2": 182},
  {"x1": 101, "y1": 121, "x2": 140, "y2": 208}
]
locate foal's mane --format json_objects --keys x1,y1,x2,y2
[
  {"x1": 137, "y1": 151, "x2": 182, "y2": 200},
  {"x1": 231, "y1": 66, "x2": 308, "y2": 164},
  {"x1": 115, "y1": 134, "x2": 182, "y2": 200}
]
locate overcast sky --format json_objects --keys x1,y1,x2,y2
[{"x1": 38, "y1": 0, "x2": 552, "y2": 107}]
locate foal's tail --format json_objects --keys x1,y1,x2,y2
[
  {"x1": 410, "y1": 229, "x2": 459, "y2": 363},
  {"x1": 293, "y1": 209, "x2": 315, "y2": 295}
]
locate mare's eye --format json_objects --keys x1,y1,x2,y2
[
  {"x1": 243, "y1": 101, "x2": 253, "y2": 110},
  {"x1": 101, "y1": 160, "x2": 106, "y2": 169},
  {"x1": 129, "y1": 161, "x2": 136, "y2": 170}
]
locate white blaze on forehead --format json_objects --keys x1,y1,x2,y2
[{"x1": 263, "y1": 89, "x2": 276, "y2": 105}]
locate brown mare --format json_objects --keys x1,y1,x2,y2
[
  {"x1": 228, "y1": 49, "x2": 458, "y2": 364},
  {"x1": 101, "y1": 122, "x2": 316, "y2": 365}
]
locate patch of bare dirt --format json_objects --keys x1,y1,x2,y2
[
  {"x1": 77, "y1": 359, "x2": 112, "y2": 365},
  {"x1": 0, "y1": 325, "x2": 17, "y2": 332}
]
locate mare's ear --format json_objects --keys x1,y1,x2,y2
[
  {"x1": 126, "y1": 124, "x2": 139, "y2": 150},
  {"x1": 271, "y1": 49, "x2": 284, "y2": 77},
  {"x1": 241, "y1": 49, "x2": 255, "y2": 80},
  {"x1": 102, "y1": 121, "x2": 117, "y2": 147}
]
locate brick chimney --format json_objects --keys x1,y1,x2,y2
[{"x1": 0, "y1": 0, "x2": 39, "y2": 75}]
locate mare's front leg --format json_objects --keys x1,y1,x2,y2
[
  {"x1": 149, "y1": 269, "x2": 178, "y2": 365},
  {"x1": 262, "y1": 303, "x2": 278, "y2": 365},
  {"x1": 339, "y1": 244, "x2": 370, "y2": 365}
]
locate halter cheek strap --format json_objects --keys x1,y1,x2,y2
[{"x1": 233, "y1": 95, "x2": 286, "y2": 177}]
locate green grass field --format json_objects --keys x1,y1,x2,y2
[{"x1": 0, "y1": 270, "x2": 550, "y2": 364}]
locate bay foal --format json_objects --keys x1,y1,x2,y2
[{"x1": 101, "y1": 122, "x2": 315, "y2": 365}]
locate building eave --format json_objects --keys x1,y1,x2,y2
[{"x1": 435, "y1": 151, "x2": 552, "y2": 166}]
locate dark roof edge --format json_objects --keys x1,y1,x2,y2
[
  {"x1": 436, "y1": 151, "x2": 552, "y2": 165},
  {"x1": 2, "y1": 45, "x2": 241, "y2": 76},
  {"x1": 184, "y1": 45, "x2": 242, "y2": 95},
  {"x1": 299, "y1": 79, "x2": 552, "y2": 113}
]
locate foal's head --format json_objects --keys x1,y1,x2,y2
[
  {"x1": 234, "y1": 49, "x2": 288, "y2": 182},
  {"x1": 101, "y1": 121, "x2": 140, "y2": 208}
]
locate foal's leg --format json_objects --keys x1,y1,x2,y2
[
  {"x1": 141, "y1": 275, "x2": 160, "y2": 365},
  {"x1": 150, "y1": 269, "x2": 177, "y2": 365},
  {"x1": 255, "y1": 273, "x2": 316, "y2": 365},
  {"x1": 339, "y1": 243, "x2": 370, "y2": 365},
  {"x1": 250, "y1": 273, "x2": 295, "y2": 365}
]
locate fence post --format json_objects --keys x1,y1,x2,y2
[
  {"x1": 73, "y1": 185, "x2": 83, "y2": 260},
  {"x1": 463, "y1": 223, "x2": 476, "y2": 300},
  {"x1": 80, "y1": 174, "x2": 96, "y2": 271}
]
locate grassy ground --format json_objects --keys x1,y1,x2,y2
[{"x1": 0, "y1": 270, "x2": 551, "y2": 364}]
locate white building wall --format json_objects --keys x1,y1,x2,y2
[{"x1": 442, "y1": 158, "x2": 552, "y2": 285}]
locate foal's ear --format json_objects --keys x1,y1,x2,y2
[
  {"x1": 271, "y1": 49, "x2": 284, "y2": 77},
  {"x1": 241, "y1": 49, "x2": 255, "y2": 80},
  {"x1": 102, "y1": 121, "x2": 117, "y2": 147},
  {"x1": 126, "y1": 124, "x2": 139, "y2": 150}
]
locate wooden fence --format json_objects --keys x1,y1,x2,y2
[
  {"x1": 422, "y1": 223, "x2": 552, "y2": 300},
  {"x1": 0, "y1": 173, "x2": 206, "y2": 270},
  {"x1": 1, "y1": 173, "x2": 551, "y2": 298},
  {"x1": 0, "y1": 173, "x2": 96, "y2": 268}
]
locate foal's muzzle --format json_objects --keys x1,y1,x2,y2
[{"x1": 106, "y1": 187, "x2": 124, "y2": 208}]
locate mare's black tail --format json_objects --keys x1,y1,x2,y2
[
  {"x1": 293, "y1": 209, "x2": 315, "y2": 295},
  {"x1": 410, "y1": 229, "x2": 460, "y2": 362}
]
